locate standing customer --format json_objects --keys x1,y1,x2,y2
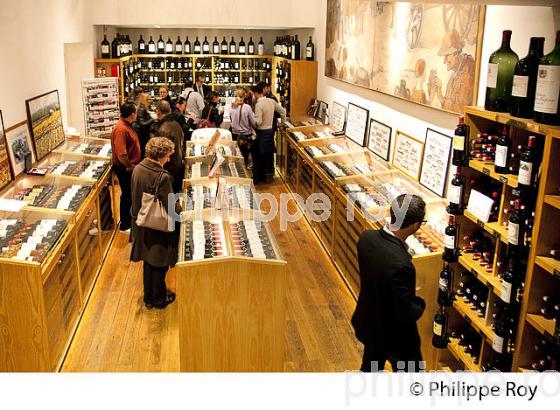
[
  {"x1": 131, "y1": 137, "x2": 177, "y2": 309},
  {"x1": 352, "y1": 194, "x2": 427, "y2": 372},
  {"x1": 181, "y1": 80, "x2": 205, "y2": 131},
  {"x1": 252, "y1": 83, "x2": 286, "y2": 184},
  {"x1": 229, "y1": 88, "x2": 256, "y2": 167},
  {"x1": 154, "y1": 101, "x2": 184, "y2": 193},
  {"x1": 200, "y1": 91, "x2": 224, "y2": 128},
  {"x1": 159, "y1": 86, "x2": 172, "y2": 105},
  {"x1": 195, "y1": 74, "x2": 211, "y2": 100},
  {"x1": 134, "y1": 92, "x2": 154, "y2": 158},
  {"x1": 111, "y1": 102, "x2": 141, "y2": 233}
]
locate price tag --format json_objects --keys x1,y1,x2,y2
[
  {"x1": 500, "y1": 176, "x2": 508, "y2": 184},
  {"x1": 483, "y1": 167, "x2": 490, "y2": 176}
]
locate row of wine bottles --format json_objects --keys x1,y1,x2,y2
[
  {"x1": 484, "y1": 30, "x2": 560, "y2": 125},
  {"x1": 101, "y1": 33, "x2": 315, "y2": 60}
]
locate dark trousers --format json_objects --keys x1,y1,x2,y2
[
  {"x1": 251, "y1": 140, "x2": 265, "y2": 183},
  {"x1": 263, "y1": 152, "x2": 275, "y2": 176},
  {"x1": 360, "y1": 344, "x2": 424, "y2": 372},
  {"x1": 232, "y1": 133, "x2": 252, "y2": 167},
  {"x1": 143, "y1": 261, "x2": 169, "y2": 305},
  {"x1": 113, "y1": 165, "x2": 132, "y2": 230},
  {"x1": 171, "y1": 165, "x2": 185, "y2": 194}
]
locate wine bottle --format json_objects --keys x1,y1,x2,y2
[
  {"x1": 248, "y1": 37, "x2": 255, "y2": 55},
  {"x1": 157, "y1": 35, "x2": 165, "y2": 53},
  {"x1": 494, "y1": 126, "x2": 510, "y2": 174},
  {"x1": 184, "y1": 36, "x2": 192, "y2": 54},
  {"x1": 111, "y1": 34, "x2": 120, "y2": 58},
  {"x1": 258, "y1": 37, "x2": 265, "y2": 56},
  {"x1": 239, "y1": 37, "x2": 246, "y2": 55},
  {"x1": 175, "y1": 36, "x2": 183, "y2": 54},
  {"x1": 101, "y1": 35, "x2": 110, "y2": 58},
  {"x1": 127, "y1": 35, "x2": 133, "y2": 55},
  {"x1": 287, "y1": 36, "x2": 293, "y2": 59},
  {"x1": 221, "y1": 36, "x2": 228, "y2": 54},
  {"x1": 501, "y1": 258, "x2": 517, "y2": 304},
  {"x1": 447, "y1": 167, "x2": 464, "y2": 215},
  {"x1": 432, "y1": 308, "x2": 448, "y2": 349},
  {"x1": 212, "y1": 36, "x2": 220, "y2": 54},
  {"x1": 192, "y1": 36, "x2": 200, "y2": 54},
  {"x1": 511, "y1": 37, "x2": 545, "y2": 118},
  {"x1": 452, "y1": 115, "x2": 469, "y2": 166},
  {"x1": 507, "y1": 199, "x2": 522, "y2": 253},
  {"x1": 138, "y1": 35, "x2": 146, "y2": 54},
  {"x1": 306, "y1": 36, "x2": 315, "y2": 61},
  {"x1": 443, "y1": 215, "x2": 458, "y2": 262},
  {"x1": 485, "y1": 30, "x2": 519, "y2": 112},
  {"x1": 164, "y1": 37, "x2": 172, "y2": 54},
  {"x1": 291, "y1": 35, "x2": 301, "y2": 60},
  {"x1": 518, "y1": 136, "x2": 538, "y2": 192},
  {"x1": 535, "y1": 31, "x2": 560, "y2": 125},
  {"x1": 229, "y1": 37, "x2": 237, "y2": 54},
  {"x1": 437, "y1": 263, "x2": 454, "y2": 307},
  {"x1": 274, "y1": 37, "x2": 279, "y2": 56},
  {"x1": 203, "y1": 36, "x2": 210, "y2": 54}
]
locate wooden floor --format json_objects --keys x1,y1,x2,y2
[{"x1": 62, "y1": 178, "x2": 363, "y2": 372}]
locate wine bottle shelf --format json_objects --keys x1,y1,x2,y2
[
  {"x1": 463, "y1": 210, "x2": 507, "y2": 244},
  {"x1": 468, "y1": 159, "x2": 518, "y2": 188},
  {"x1": 453, "y1": 297, "x2": 495, "y2": 342},
  {"x1": 458, "y1": 254, "x2": 503, "y2": 299},
  {"x1": 544, "y1": 195, "x2": 560, "y2": 210},
  {"x1": 447, "y1": 338, "x2": 482, "y2": 372},
  {"x1": 526, "y1": 313, "x2": 556, "y2": 337},
  {"x1": 534, "y1": 256, "x2": 560, "y2": 279},
  {"x1": 465, "y1": 106, "x2": 560, "y2": 138}
]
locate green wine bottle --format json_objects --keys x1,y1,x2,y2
[
  {"x1": 510, "y1": 37, "x2": 545, "y2": 119},
  {"x1": 485, "y1": 30, "x2": 519, "y2": 112},
  {"x1": 535, "y1": 31, "x2": 560, "y2": 125}
]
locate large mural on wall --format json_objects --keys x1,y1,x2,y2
[{"x1": 325, "y1": 1, "x2": 484, "y2": 114}]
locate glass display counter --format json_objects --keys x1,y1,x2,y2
[
  {"x1": 300, "y1": 137, "x2": 363, "y2": 159},
  {"x1": 186, "y1": 140, "x2": 242, "y2": 158},
  {"x1": 34, "y1": 152, "x2": 110, "y2": 182},
  {"x1": 54, "y1": 136, "x2": 112, "y2": 159},
  {"x1": 315, "y1": 150, "x2": 392, "y2": 181},
  {"x1": 185, "y1": 156, "x2": 249, "y2": 180}
]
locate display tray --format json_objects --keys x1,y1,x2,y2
[
  {"x1": 288, "y1": 125, "x2": 334, "y2": 142},
  {"x1": 183, "y1": 178, "x2": 259, "y2": 211},
  {"x1": 0, "y1": 209, "x2": 71, "y2": 264},
  {"x1": 34, "y1": 152, "x2": 110, "y2": 182},
  {"x1": 54, "y1": 136, "x2": 112, "y2": 159},
  {"x1": 300, "y1": 137, "x2": 362, "y2": 159},
  {"x1": 1, "y1": 175, "x2": 94, "y2": 212},
  {"x1": 315, "y1": 151, "x2": 391, "y2": 180},
  {"x1": 186, "y1": 140, "x2": 242, "y2": 158},
  {"x1": 185, "y1": 156, "x2": 249, "y2": 180},
  {"x1": 285, "y1": 116, "x2": 323, "y2": 128}
]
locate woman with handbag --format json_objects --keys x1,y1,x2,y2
[
  {"x1": 199, "y1": 91, "x2": 224, "y2": 128},
  {"x1": 131, "y1": 137, "x2": 178, "y2": 309},
  {"x1": 229, "y1": 88, "x2": 256, "y2": 167}
]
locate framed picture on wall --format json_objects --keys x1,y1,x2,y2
[
  {"x1": 346, "y1": 102, "x2": 369, "y2": 146},
  {"x1": 392, "y1": 130, "x2": 425, "y2": 181},
  {"x1": 330, "y1": 101, "x2": 346, "y2": 132},
  {"x1": 0, "y1": 111, "x2": 15, "y2": 190},
  {"x1": 419, "y1": 128, "x2": 453, "y2": 197},
  {"x1": 366, "y1": 118, "x2": 392, "y2": 162},
  {"x1": 25, "y1": 89, "x2": 65, "y2": 161},
  {"x1": 316, "y1": 100, "x2": 329, "y2": 123},
  {"x1": 5, "y1": 121, "x2": 35, "y2": 177}
]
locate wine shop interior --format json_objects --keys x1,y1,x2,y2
[{"x1": 1, "y1": 0, "x2": 560, "y2": 376}]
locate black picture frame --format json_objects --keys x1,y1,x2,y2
[
  {"x1": 366, "y1": 117, "x2": 392, "y2": 162},
  {"x1": 25, "y1": 89, "x2": 65, "y2": 161},
  {"x1": 330, "y1": 101, "x2": 347, "y2": 132},
  {"x1": 419, "y1": 128, "x2": 453, "y2": 197},
  {"x1": 346, "y1": 102, "x2": 369, "y2": 147}
]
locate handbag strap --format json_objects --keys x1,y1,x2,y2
[{"x1": 139, "y1": 162, "x2": 165, "y2": 198}]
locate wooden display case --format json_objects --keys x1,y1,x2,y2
[
  {"x1": 271, "y1": 57, "x2": 317, "y2": 117},
  {"x1": 54, "y1": 136, "x2": 112, "y2": 159},
  {"x1": 185, "y1": 139, "x2": 242, "y2": 159},
  {"x1": 185, "y1": 155, "x2": 249, "y2": 181},
  {"x1": 34, "y1": 152, "x2": 110, "y2": 184}
]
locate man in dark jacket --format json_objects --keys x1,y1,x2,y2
[
  {"x1": 170, "y1": 96, "x2": 190, "y2": 151},
  {"x1": 352, "y1": 194, "x2": 427, "y2": 372},
  {"x1": 154, "y1": 101, "x2": 184, "y2": 193}
]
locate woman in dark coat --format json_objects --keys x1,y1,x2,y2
[
  {"x1": 133, "y1": 92, "x2": 154, "y2": 158},
  {"x1": 131, "y1": 137, "x2": 177, "y2": 309}
]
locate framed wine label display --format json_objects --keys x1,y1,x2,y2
[
  {"x1": 26, "y1": 90, "x2": 65, "y2": 161},
  {"x1": 366, "y1": 118, "x2": 392, "y2": 161},
  {"x1": 345, "y1": 102, "x2": 369, "y2": 147},
  {"x1": 419, "y1": 128, "x2": 453, "y2": 197},
  {"x1": 317, "y1": 100, "x2": 329, "y2": 123},
  {"x1": 330, "y1": 101, "x2": 346, "y2": 132},
  {"x1": 0, "y1": 111, "x2": 15, "y2": 190},
  {"x1": 5, "y1": 121, "x2": 35, "y2": 176},
  {"x1": 392, "y1": 130, "x2": 425, "y2": 180}
]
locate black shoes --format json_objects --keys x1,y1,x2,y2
[{"x1": 144, "y1": 291, "x2": 176, "y2": 310}]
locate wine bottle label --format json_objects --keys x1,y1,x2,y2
[
  {"x1": 501, "y1": 281, "x2": 512, "y2": 303},
  {"x1": 166, "y1": 45, "x2": 172, "y2": 52},
  {"x1": 535, "y1": 65, "x2": 560, "y2": 114},
  {"x1": 453, "y1": 135, "x2": 465, "y2": 151},
  {"x1": 213, "y1": 46, "x2": 219, "y2": 54},
  {"x1": 258, "y1": 45, "x2": 264, "y2": 55},
  {"x1": 148, "y1": 44, "x2": 155, "y2": 52},
  {"x1": 508, "y1": 221, "x2": 519, "y2": 245},
  {"x1": 512, "y1": 75, "x2": 529, "y2": 98},
  {"x1": 176, "y1": 45, "x2": 183, "y2": 52},
  {"x1": 487, "y1": 63, "x2": 499, "y2": 89},
  {"x1": 492, "y1": 334, "x2": 504, "y2": 353},
  {"x1": 518, "y1": 160, "x2": 533, "y2": 185},
  {"x1": 203, "y1": 45, "x2": 209, "y2": 52},
  {"x1": 101, "y1": 45, "x2": 109, "y2": 54},
  {"x1": 444, "y1": 234, "x2": 455, "y2": 250},
  {"x1": 448, "y1": 185, "x2": 462, "y2": 204},
  {"x1": 439, "y1": 278, "x2": 448, "y2": 292},
  {"x1": 495, "y1": 144, "x2": 508, "y2": 167},
  {"x1": 249, "y1": 46, "x2": 254, "y2": 54},
  {"x1": 140, "y1": 44, "x2": 145, "y2": 51},
  {"x1": 433, "y1": 322, "x2": 443, "y2": 337},
  {"x1": 306, "y1": 47, "x2": 313, "y2": 58}
]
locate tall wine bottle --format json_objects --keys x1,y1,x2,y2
[
  {"x1": 184, "y1": 36, "x2": 192, "y2": 54},
  {"x1": 258, "y1": 37, "x2": 265, "y2": 56},
  {"x1": 485, "y1": 30, "x2": 519, "y2": 112},
  {"x1": 248, "y1": 37, "x2": 255, "y2": 55},
  {"x1": 138, "y1": 35, "x2": 146, "y2": 54},
  {"x1": 239, "y1": 37, "x2": 246, "y2": 54},
  {"x1": 306, "y1": 36, "x2": 315, "y2": 61},
  {"x1": 535, "y1": 31, "x2": 560, "y2": 125},
  {"x1": 291, "y1": 35, "x2": 301, "y2": 60},
  {"x1": 212, "y1": 37, "x2": 220, "y2": 54},
  {"x1": 447, "y1": 167, "x2": 464, "y2": 215},
  {"x1": 511, "y1": 37, "x2": 545, "y2": 118},
  {"x1": 229, "y1": 37, "x2": 237, "y2": 54},
  {"x1": 221, "y1": 36, "x2": 228, "y2": 54},
  {"x1": 193, "y1": 37, "x2": 201, "y2": 54},
  {"x1": 148, "y1": 35, "x2": 156, "y2": 54},
  {"x1": 175, "y1": 36, "x2": 183, "y2": 54},
  {"x1": 452, "y1": 116, "x2": 469, "y2": 166},
  {"x1": 202, "y1": 36, "x2": 210, "y2": 54},
  {"x1": 443, "y1": 215, "x2": 458, "y2": 262},
  {"x1": 157, "y1": 35, "x2": 165, "y2": 54},
  {"x1": 437, "y1": 263, "x2": 454, "y2": 307},
  {"x1": 165, "y1": 37, "x2": 173, "y2": 54},
  {"x1": 101, "y1": 35, "x2": 110, "y2": 58},
  {"x1": 432, "y1": 308, "x2": 449, "y2": 349},
  {"x1": 494, "y1": 126, "x2": 511, "y2": 174}
]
